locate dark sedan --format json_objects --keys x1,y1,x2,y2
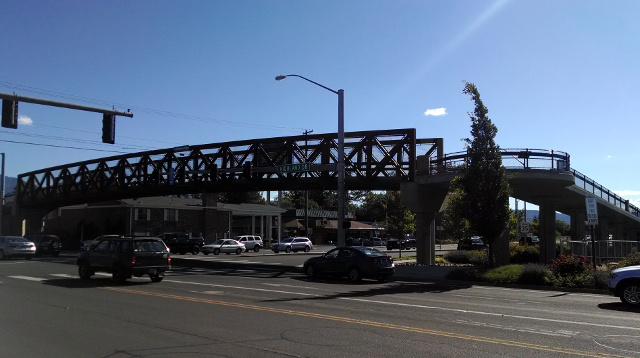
[{"x1": 303, "y1": 246, "x2": 395, "y2": 282}]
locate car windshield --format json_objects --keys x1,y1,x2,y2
[
  {"x1": 8, "y1": 237, "x2": 28, "y2": 243},
  {"x1": 280, "y1": 238, "x2": 294, "y2": 243},
  {"x1": 212, "y1": 239, "x2": 224, "y2": 245},
  {"x1": 135, "y1": 240, "x2": 168, "y2": 253},
  {"x1": 355, "y1": 247, "x2": 385, "y2": 257}
]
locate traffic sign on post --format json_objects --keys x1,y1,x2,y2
[{"x1": 520, "y1": 222, "x2": 530, "y2": 233}]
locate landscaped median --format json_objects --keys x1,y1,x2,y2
[{"x1": 394, "y1": 244, "x2": 640, "y2": 291}]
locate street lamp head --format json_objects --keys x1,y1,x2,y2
[{"x1": 275, "y1": 75, "x2": 287, "y2": 81}]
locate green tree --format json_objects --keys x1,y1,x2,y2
[
  {"x1": 441, "y1": 177, "x2": 471, "y2": 242},
  {"x1": 449, "y1": 82, "x2": 511, "y2": 266},
  {"x1": 219, "y1": 191, "x2": 266, "y2": 204}
]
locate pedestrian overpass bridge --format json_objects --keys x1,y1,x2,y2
[{"x1": 13, "y1": 128, "x2": 640, "y2": 264}]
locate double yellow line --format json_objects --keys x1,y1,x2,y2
[{"x1": 104, "y1": 287, "x2": 628, "y2": 358}]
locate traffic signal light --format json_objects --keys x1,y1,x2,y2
[
  {"x1": 102, "y1": 113, "x2": 115, "y2": 144},
  {"x1": 242, "y1": 161, "x2": 252, "y2": 179},
  {"x1": 1, "y1": 100, "x2": 18, "y2": 129}
]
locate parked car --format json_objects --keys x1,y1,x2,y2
[
  {"x1": 386, "y1": 238, "x2": 414, "y2": 250},
  {"x1": 272, "y1": 237, "x2": 313, "y2": 253},
  {"x1": 519, "y1": 236, "x2": 540, "y2": 246},
  {"x1": 234, "y1": 235, "x2": 263, "y2": 252},
  {"x1": 26, "y1": 234, "x2": 62, "y2": 257},
  {"x1": 77, "y1": 236, "x2": 170, "y2": 283},
  {"x1": 609, "y1": 265, "x2": 640, "y2": 306},
  {"x1": 158, "y1": 233, "x2": 204, "y2": 255},
  {"x1": 303, "y1": 246, "x2": 395, "y2": 282},
  {"x1": 346, "y1": 237, "x2": 362, "y2": 246},
  {"x1": 201, "y1": 239, "x2": 245, "y2": 255},
  {"x1": 457, "y1": 236, "x2": 486, "y2": 250},
  {"x1": 82, "y1": 234, "x2": 121, "y2": 251},
  {"x1": 0, "y1": 236, "x2": 36, "y2": 260}
]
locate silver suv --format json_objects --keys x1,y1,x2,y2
[
  {"x1": 234, "y1": 235, "x2": 263, "y2": 252},
  {"x1": 609, "y1": 265, "x2": 640, "y2": 306},
  {"x1": 272, "y1": 237, "x2": 313, "y2": 253}
]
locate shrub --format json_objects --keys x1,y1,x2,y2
[
  {"x1": 518, "y1": 263, "x2": 552, "y2": 285},
  {"x1": 445, "y1": 266, "x2": 486, "y2": 281},
  {"x1": 510, "y1": 248, "x2": 540, "y2": 264},
  {"x1": 443, "y1": 250, "x2": 473, "y2": 265},
  {"x1": 618, "y1": 252, "x2": 640, "y2": 268},
  {"x1": 548, "y1": 254, "x2": 590, "y2": 277},
  {"x1": 484, "y1": 264, "x2": 522, "y2": 283}
]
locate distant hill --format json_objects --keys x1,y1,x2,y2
[{"x1": 521, "y1": 210, "x2": 570, "y2": 224}]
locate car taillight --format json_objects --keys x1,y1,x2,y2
[
  {"x1": 168, "y1": 254, "x2": 171, "y2": 264},
  {"x1": 131, "y1": 256, "x2": 136, "y2": 265}
]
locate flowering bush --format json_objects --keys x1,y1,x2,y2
[
  {"x1": 618, "y1": 252, "x2": 640, "y2": 268},
  {"x1": 548, "y1": 254, "x2": 590, "y2": 277}
]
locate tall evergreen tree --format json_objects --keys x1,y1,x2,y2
[{"x1": 452, "y1": 82, "x2": 511, "y2": 266}]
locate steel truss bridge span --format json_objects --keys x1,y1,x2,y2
[{"x1": 18, "y1": 128, "x2": 439, "y2": 209}]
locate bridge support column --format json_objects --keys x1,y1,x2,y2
[
  {"x1": 400, "y1": 181, "x2": 448, "y2": 266},
  {"x1": 415, "y1": 212, "x2": 436, "y2": 265},
  {"x1": 538, "y1": 202, "x2": 557, "y2": 264},
  {"x1": 598, "y1": 218, "x2": 609, "y2": 240},
  {"x1": 570, "y1": 211, "x2": 586, "y2": 242}
]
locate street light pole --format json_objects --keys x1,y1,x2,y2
[
  {"x1": 276, "y1": 74, "x2": 346, "y2": 247},
  {"x1": 0, "y1": 152, "x2": 4, "y2": 235}
]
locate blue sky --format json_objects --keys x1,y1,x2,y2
[{"x1": 1, "y1": 1, "x2": 639, "y2": 207}]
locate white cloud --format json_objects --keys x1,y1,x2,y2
[
  {"x1": 614, "y1": 190, "x2": 640, "y2": 197},
  {"x1": 606, "y1": 155, "x2": 615, "y2": 160},
  {"x1": 18, "y1": 115, "x2": 33, "y2": 125},
  {"x1": 424, "y1": 108, "x2": 447, "y2": 116}
]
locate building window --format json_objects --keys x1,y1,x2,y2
[
  {"x1": 164, "y1": 209, "x2": 178, "y2": 222},
  {"x1": 134, "y1": 208, "x2": 150, "y2": 221}
]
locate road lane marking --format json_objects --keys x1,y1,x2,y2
[
  {"x1": 103, "y1": 286, "x2": 630, "y2": 358},
  {"x1": 161, "y1": 278, "x2": 639, "y2": 333},
  {"x1": 8, "y1": 275, "x2": 46, "y2": 281}
]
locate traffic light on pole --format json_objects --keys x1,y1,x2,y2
[
  {"x1": 1, "y1": 100, "x2": 18, "y2": 129},
  {"x1": 102, "y1": 113, "x2": 115, "y2": 144}
]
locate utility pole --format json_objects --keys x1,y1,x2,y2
[{"x1": 303, "y1": 129, "x2": 313, "y2": 239}]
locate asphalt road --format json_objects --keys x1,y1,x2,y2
[{"x1": 1, "y1": 253, "x2": 639, "y2": 358}]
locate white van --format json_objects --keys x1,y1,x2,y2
[{"x1": 234, "y1": 235, "x2": 263, "y2": 252}]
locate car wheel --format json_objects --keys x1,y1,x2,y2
[
  {"x1": 305, "y1": 265, "x2": 316, "y2": 279},
  {"x1": 150, "y1": 272, "x2": 164, "y2": 283},
  {"x1": 236, "y1": 248, "x2": 242, "y2": 255},
  {"x1": 253, "y1": 246, "x2": 260, "y2": 253},
  {"x1": 621, "y1": 282, "x2": 640, "y2": 306},
  {"x1": 348, "y1": 267, "x2": 362, "y2": 282},
  {"x1": 78, "y1": 262, "x2": 92, "y2": 279},
  {"x1": 285, "y1": 246, "x2": 292, "y2": 253},
  {"x1": 213, "y1": 248, "x2": 220, "y2": 255},
  {"x1": 112, "y1": 265, "x2": 128, "y2": 284},
  {"x1": 191, "y1": 246, "x2": 200, "y2": 255},
  {"x1": 304, "y1": 246, "x2": 311, "y2": 252}
]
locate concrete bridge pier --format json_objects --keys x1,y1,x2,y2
[
  {"x1": 538, "y1": 202, "x2": 558, "y2": 264},
  {"x1": 570, "y1": 211, "x2": 586, "y2": 242},
  {"x1": 401, "y1": 182, "x2": 448, "y2": 265},
  {"x1": 17, "y1": 207, "x2": 52, "y2": 237}
]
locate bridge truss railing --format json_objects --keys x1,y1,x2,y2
[
  {"x1": 18, "y1": 128, "x2": 433, "y2": 208},
  {"x1": 429, "y1": 148, "x2": 571, "y2": 173},
  {"x1": 571, "y1": 169, "x2": 640, "y2": 218},
  {"x1": 429, "y1": 148, "x2": 640, "y2": 218}
]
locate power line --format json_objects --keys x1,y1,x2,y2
[
  {"x1": 0, "y1": 139, "x2": 130, "y2": 153},
  {"x1": 0, "y1": 81, "x2": 306, "y2": 133}
]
